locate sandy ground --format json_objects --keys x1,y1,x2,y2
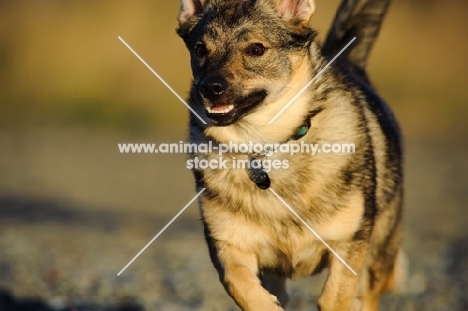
[{"x1": 0, "y1": 128, "x2": 467, "y2": 311}]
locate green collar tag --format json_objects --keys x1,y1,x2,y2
[
  {"x1": 290, "y1": 123, "x2": 310, "y2": 141},
  {"x1": 296, "y1": 125, "x2": 309, "y2": 138}
]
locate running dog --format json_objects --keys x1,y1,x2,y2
[{"x1": 177, "y1": 0, "x2": 405, "y2": 310}]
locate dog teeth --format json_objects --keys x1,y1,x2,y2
[{"x1": 206, "y1": 105, "x2": 234, "y2": 114}]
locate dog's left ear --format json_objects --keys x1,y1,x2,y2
[
  {"x1": 278, "y1": 0, "x2": 315, "y2": 25},
  {"x1": 178, "y1": 0, "x2": 206, "y2": 26}
]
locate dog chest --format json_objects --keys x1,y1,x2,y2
[{"x1": 202, "y1": 186, "x2": 364, "y2": 276}]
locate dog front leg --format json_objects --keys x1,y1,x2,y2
[
  {"x1": 215, "y1": 242, "x2": 283, "y2": 311},
  {"x1": 318, "y1": 241, "x2": 368, "y2": 311}
]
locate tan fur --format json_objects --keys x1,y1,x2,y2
[{"x1": 204, "y1": 192, "x2": 346, "y2": 278}]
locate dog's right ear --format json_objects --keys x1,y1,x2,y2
[
  {"x1": 178, "y1": 0, "x2": 206, "y2": 27},
  {"x1": 277, "y1": 0, "x2": 315, "y2": 26}
]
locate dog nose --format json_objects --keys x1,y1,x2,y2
[{"x1": 200, "y1": 77, "x2": 228, "y2": 101}]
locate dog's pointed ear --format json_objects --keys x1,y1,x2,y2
[
  {"x1": 178, "y1": 0, "x2": 206, "y2": 26},
  {"x1": 278, "y1": 0, "x2": 315, "y2": 25}
]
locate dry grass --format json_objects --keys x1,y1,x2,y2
[{"x1": 0, "y1": 0, "x2": 467, "y2": 137}]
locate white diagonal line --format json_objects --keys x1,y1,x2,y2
[
  {"x1": 118, "y1": 36, "x2": 207, "y2": 125},
  {"x1": 268, "y1": 37, "x2": 356, "y2": 124},
  {"x1": 117, "y1": 188, "x2": 206, "y2": 276},
  {"x1": 268, "y1": 188, "x2": 357, "y2": 276}
]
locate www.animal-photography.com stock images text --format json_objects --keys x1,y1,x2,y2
[{"x1": 0, "y1": 1, "x2": 467, "y2": 311}]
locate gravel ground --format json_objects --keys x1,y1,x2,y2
[{"x1": 0, "y1": 129, "x2": 467, "y2": 311}]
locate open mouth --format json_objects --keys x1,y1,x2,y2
[
  {"x1": 206, "y1": 104, "x2": 235, "y2": 114},
  {"x1": 205, "y1": 91, "x2": 267, "y2": 126}
]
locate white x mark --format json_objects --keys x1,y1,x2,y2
[
  {"x1": 268, "y1": 37, "x2": 356, "y2": 124},
  {"x1": 118, "y1": 36, "x2": 207, "y2": 125},
  {"x1": 269, "y1": 188, "x2": 357, "y2": 275},
  {"x1": 117, "y1": 188, "x2": 206, "y2": 276}
]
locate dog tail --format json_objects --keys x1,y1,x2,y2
[{"x1": 322, "y1": 0, "x2": 392, "y2": 70}]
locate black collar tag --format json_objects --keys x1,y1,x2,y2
[{"x1": 248, "y1": 158, "x2": 270, "y2": 190}]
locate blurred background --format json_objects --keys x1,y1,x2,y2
[{"x1": 0, "y1": 0, "x2": 467, "y2": 310}]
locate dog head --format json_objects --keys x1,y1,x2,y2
[{"x1": 177, "y1": 0, "x2": 317, "y2": 130}]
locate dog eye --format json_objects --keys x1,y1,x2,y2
[
  {"x1": 246, "y1": 43, "x2": 266, "y2": 56},
  {"x1": 194, "y1": 43, "x2": 207, "y2": 58}
]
